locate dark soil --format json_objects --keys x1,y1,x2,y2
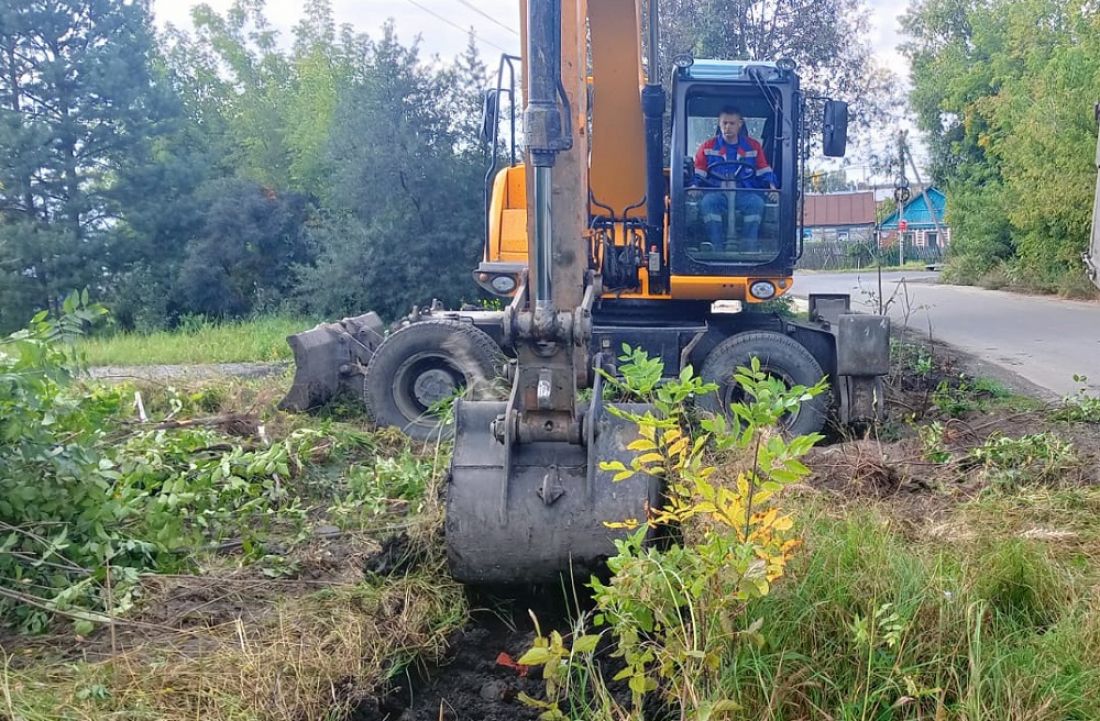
[
  {"x1": 355, "y1": 590, "x2": 576, "y2": 721},
  {"x1": 365, "y1": 533, "x2": 428, "y2": 577},
  {"x1": 805, "y1": 335, "x2": 1100, "y2": 508}
]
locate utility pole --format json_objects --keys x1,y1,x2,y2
[
  {"x1": 894, "y1": 131, "x2": 911, "y2": 268},
  {"x1": 900, "y1": 130, "x2": 946, "y2": 245}
]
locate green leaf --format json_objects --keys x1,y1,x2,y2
[
  {"x1": 517, "y1": 647, "x2": 554, "y2": 666},
  {"x1": 571, "y1": 634, "x2": 600, "y2": 654},
  {"x1": 516, "y1": 692, "x2": 552, "y2": 710},
  {"x1": 628, "y1": 672, "x2": 651, "y2": 696}
]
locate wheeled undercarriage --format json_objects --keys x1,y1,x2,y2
[{"x1": 278, "y1": 290, "x2": 889, "y2": 443}]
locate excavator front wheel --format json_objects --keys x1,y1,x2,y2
[
  {"x1": 363, "y1": 320, "x2": 506, "y2": 442},
  {"x1": 697, "y1": 330, "x2": 829, "y2": 436}
]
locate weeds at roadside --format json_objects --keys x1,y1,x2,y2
[
  {"x1": 931, "y1": 376, "x2": 1011, "y2": 418},
  {"x1": 969, "y1": 432, "x2": 1082, "y2": 491},
  {"x1": 1053, "y1": 374, "x2": 1100, "y2": 424},
  {"x1": 917, "y1": 423, "x2": 1081, "y2": 492},
  {"x1": 887, "y1": 339, "x2": 1042, "y2": 431}
]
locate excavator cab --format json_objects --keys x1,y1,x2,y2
[{"x1": 675, "y1": 65, "x2": 798, "y2": 268}]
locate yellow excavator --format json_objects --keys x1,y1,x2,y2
[{"x1": 279, "y1": 0, "x2": 890, "y2": 582}]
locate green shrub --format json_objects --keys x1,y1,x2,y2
[
  {"x1": 0, "y1": 301, "x2": 326, "y2": 633},
  {"x1": 518, "y1": 348, "x2": 827, "y2": 719},
  {"x1": 970, "y1": 432, "x2": 1079, "y2": 489}
]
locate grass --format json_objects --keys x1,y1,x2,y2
[
  {"x1": 1, "y1": 574, "x2": 466, "y2": 721},
  {"x1": 76, "y1": 315, "x2": 317, "y2": 366},
  {"x1": 718, "y1": 491, "x2": 1100, "y2": 720},
  {"x1": 797, "y1": 260, "x2": 934, "y2": 274}
]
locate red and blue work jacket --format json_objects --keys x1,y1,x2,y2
[{"x1": 693, "y1": 130, "x2": 777, "y2": 189}]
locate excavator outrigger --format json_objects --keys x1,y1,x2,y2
[{"x1": 280, "y1": 0, "x2": 891, "y2": 582}]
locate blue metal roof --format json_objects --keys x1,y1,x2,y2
[
  {"x1": 880, "y1": 187, "x2": 947, "y2": 230},
  {"x1": 682, "y1": 60, "x2": 783, "y2": 81}
]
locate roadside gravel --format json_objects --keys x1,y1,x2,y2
[{"x1": 85, "y1": 362, "x2": 289, "y2": 383}]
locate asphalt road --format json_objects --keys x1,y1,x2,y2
[{"x1": 792, "y1": 270, "x2": 1100, "y2": 398}]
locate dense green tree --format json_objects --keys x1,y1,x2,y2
[
  {"x1": 903, "y1": 0, "x2": 1100, "y2": 288},
  {"x1": 295, "y1": 24, "x2": 487, "y2": 320},
  {"x1": 655, "y1": 0, "x2": 899, "y2": 137},
  {"x1": 443, "y1": 35, "x2": 492, "y2": 153},
  {"x1": 165, "y1": 0, "x2": 365, "y2": 197},
  {"x1": 0, "y1": 0, "x2": 173, "y2": 331},
  {"x1": 176, "y1": 178, "x2": 311, "y2": 317}
]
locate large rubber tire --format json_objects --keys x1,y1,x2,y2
[
  {"x1": 363, "y1": 320, "x2": 506, "y2": 442},
  {"x1": 696, "y1": 330, "x2": 829, "y2": 436}
]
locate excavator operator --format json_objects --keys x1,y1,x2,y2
[{"x1": 693, "y1": 106, "x2": 778, "y2": 252}]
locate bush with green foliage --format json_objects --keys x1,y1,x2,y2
[
  {"x1": 1053, "y1": 375, "x2": 1100, "y2": 423},
  {"x1": 0, "y1": 299, "x2": 336, "y2": 633},
  {"x1": 904, "y1": 0, "x2": 1100, "y2": 292}
]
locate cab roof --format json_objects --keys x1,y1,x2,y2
[{"x1": 678, "y1": 59, "x2": 793, "y2": 83}]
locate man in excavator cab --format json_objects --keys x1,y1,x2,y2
[{"x1": 693, "y1": 105, "x2": 778, "y2": 254}]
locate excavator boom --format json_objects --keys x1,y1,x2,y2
[{"x1": 446, "y1": 0, "x2": 660, "y2": 583}]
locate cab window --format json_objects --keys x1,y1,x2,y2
[{"x1": 682, "y1": 90, "x2": 783, "y2": 264}]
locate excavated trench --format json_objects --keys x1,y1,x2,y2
[{"x1": 354, "y1": 588, "x2": 590, "y2": 721}]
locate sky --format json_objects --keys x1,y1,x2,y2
[{"x1": 151, "y1": 0, "x2": 921, "y2": 179}]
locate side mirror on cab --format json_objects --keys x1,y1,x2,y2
[
  {"x1": 480, "y1": 89, "x2": 499, "y2": 147},
  {"x1": 823, "y1": 100, "x2": 849, "y2": 158}
]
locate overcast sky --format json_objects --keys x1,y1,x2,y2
[
  {"x1": 152, "y1": 0, "x2": 911, "y2": 66},
  {"x1": 151, "y1": 0, "x2": 919, "y2": 177}
]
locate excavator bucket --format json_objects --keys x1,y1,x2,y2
[
  {"x1": 277, "y1": 312, "x2": 385, "y2": 412},
  {"x1": 446, "y1": 400, "x2": 660, "y2": 584}
]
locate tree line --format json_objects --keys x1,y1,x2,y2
[
  {"x1": 0, "y1": 0, "x2": 488, "y2": 333},
  {"x1": 0, "y1": 0, "x2": 893, "y2": 334},
  {"x1": 903, "y1": 0, "x2": 1100, "y2": 292}
]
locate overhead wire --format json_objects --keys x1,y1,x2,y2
[
  {"x1": 452, "y1": 0, "x2": 519, "y2": 36},
  {"x1": 402, "y1": 0, "x2": 512, "y2": 54}
]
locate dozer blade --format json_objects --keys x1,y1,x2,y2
[
  {"x1": 278, "y1": 312, "x2": 385, "y2": 412},
  {"x1": 446, "y1": 400, "x2": 660, "y2": 584}
]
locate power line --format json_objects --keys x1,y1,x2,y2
[
  {"x1": 452, "y1": 0, "x2": 519, "y2": 36},
  {"x1": 403, "y1": 0, "x2": 511, "y2": 53}
]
